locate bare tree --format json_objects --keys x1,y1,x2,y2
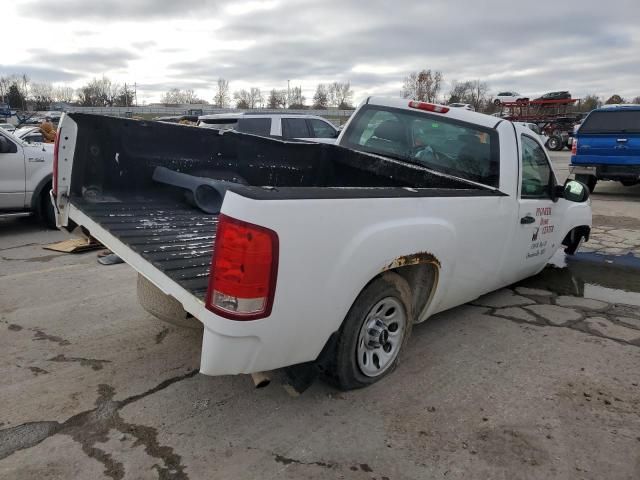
[
  {"x1": 580, "y1": 94, "x2": 601, "y2": 112},
  {"x1": 447, "y1": 80, "x2": 473, "y2": 104},
  {"x1": 234, "y1": 88, "x2": 263, "y2": 109},
  {"x1": 288, "y1": 86, "x2": 305, "y2": 109},
  {"x1": 632, "y1": 96, "x2": 640, "y2": 104},
  {"x1": 605, "y1": 94, "x2": 624, "y2": 104},
  {"x1": 30, "y1": 82, "x2": 54, "y2": 110},
  {"x1": 53, "y1": 85, "x2": 75, "y2": 103},
  {"x1": 467, "y1": 80, "x2": 489, "y2": 111},
  {"x1": 161, "y1": 88, "x2": 206, "y2": 105},
  {"x1": 402, "y1": 69, "x2": 443, "y2": 103},
  {"x1": 213, "y1": 78, "x2": 230, "y2": 108},
  {"x1": 312, "y1": 83, "x2": 328, "y2": 109},
  {"x1": 0, "y1": 76, "x2": 10, "y2": 103},
  {"x1": 328, "y1": 81, "x2": 354, "y2": 108},
  {"x1": 267, "y1": 89, "x2": 287, "y2": 108},
  {"x1": 249, "y1": 87, "x2": 263, "y2": 108}
]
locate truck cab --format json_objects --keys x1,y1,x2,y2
[{"x1": 0, "y1": 127, "x2": 55, "y2": 226}]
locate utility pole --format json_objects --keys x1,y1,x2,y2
[{"x1": 287, "y1": 79, "x2": 290, "y2": 109}]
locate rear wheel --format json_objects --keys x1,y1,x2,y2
[
  {"x1": 39, "y1": 186, "x2": 56, "y2": 229},
  {"x1": 547, "y1": 136, "x2": 562, "y2": 151},
  {"x1": 137, "y1": 274, "x2": 202, "y2": 329},
  {"x1": 575, "y1": 174, "x2": 597, "y2": 193},
  {"x1": 621, "y1": 180, "x2": 638, "y2": 187},
  {"x1": 324, "y1": 272, "x2": 412, "y2": 390},
  {"x1": 493, "y1": 99, "x2": 501, "y2": 106}
]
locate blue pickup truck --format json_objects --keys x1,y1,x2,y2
[
  {"x1": 0, "y1": 103, "x2": 11, "y2": 118},
  {"x1": 571, "y1": 105, "x2": 640, "y2": 192}
]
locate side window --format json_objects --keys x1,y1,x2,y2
[
  {"x1": 237, "y1": 118, "x2": 271, "y2": 136},
  {"x1": 308, "y1": 119, "x2": 337, "y2": 138},
  {"x1": 521, "y1": 135, "x2": 553, "y2": 198},
  {"x1": 282, "y1": 118, "x2": 310, "y2": 139},
  {"x1": 0, "y1": 134, "x2": 18, "y2": 153}
]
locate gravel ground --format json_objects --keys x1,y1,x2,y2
[{"x1": 1, "y1": 152, "x2": 639, "y2": 480}]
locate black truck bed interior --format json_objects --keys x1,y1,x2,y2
[
  {"x1": 67, "y1": 114, "x2": 489, "y2": 299},
  {"x1": 74, "y1": 195, "x2": 217, "y2": 299}
]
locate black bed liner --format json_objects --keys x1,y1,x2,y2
[{"x1": 75, "y1": 196, "x2": 216, "y2": 299}]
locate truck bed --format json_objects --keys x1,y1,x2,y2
[{"x1": 73, "y1": 194, "x2": 216, "y2": 299}]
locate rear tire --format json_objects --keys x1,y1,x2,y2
[
  {"x1": 493, "y1": 99, "x2": 501, "y2": 106},
  {"x1": 547, "y1": 136, "x2": 562, "y2": 151},
  {"x1": 324, "y1": 272, "x2": 413, "y2": 390},
  {"x1": 39, "y1": 186, "x2": 56, "y2": 229},
  {"x1": 137, "y1": 274, "x2": 202, "y2": 329},
  {"x1": 575, "y1": 174, "x2": 597, "y2": 193},
  {"x1": 621, "y1": 180, "x2": 638, "y2": 187}
]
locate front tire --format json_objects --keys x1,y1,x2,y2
[{"x1": 325, "y1": 272, "x2": 413, "y2": 390}]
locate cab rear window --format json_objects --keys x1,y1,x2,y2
[
  {"x1": 580, "y1": 111, "x2": 640, "y2": 134},
  {"x1": 342, "y1": 105, "x2": 500, "y2": 187}
]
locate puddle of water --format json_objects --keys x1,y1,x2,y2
[{"x1": 519, "y1": 249, "x2": 640, "y2": 307}]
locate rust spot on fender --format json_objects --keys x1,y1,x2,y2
[{"x1": 384, "y1": 251, "x2": 441, "y2": 271}]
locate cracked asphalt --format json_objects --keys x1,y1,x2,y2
[{"x1": 1, "y1": 152, "x2": 640, "y2": 479}]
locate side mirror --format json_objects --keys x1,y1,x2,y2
[
  {"x1": 0, "y1": 136, "x2": 9, "y2": 153},
  {"x1": 563, "y1": 179, "x2": 589, "y2": 203}
]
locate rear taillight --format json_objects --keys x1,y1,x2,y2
[
  {"x1": 571, "y1": 138, "x2": 577, "y2": 155},
  {"x1": 408, "y1": 101, "x2": 449, "y2": 113},
  {"x1": 52, "y1": 128, "x2": 61, "y2": 196},
  {"x1": 206, "y1": 214, "x2": 279, "y2": 320}
]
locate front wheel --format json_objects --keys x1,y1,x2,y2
[{"x1": 324, "y1": 272, "x2": 412, "y2": 390}]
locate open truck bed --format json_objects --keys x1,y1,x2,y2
[{"x1": 59, "y1": 113, "x2": 490, "y2": 301}]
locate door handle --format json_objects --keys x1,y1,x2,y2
[{"x1": 520, "y1": 215, "x2": 536, "y2": 224}]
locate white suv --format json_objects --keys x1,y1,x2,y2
[
  {"x1": 493, "y1": 92, "x2": 529, "y2": 105},
  {"x1": 197, "y1": 113, "x2": 340, "y2": 143}
]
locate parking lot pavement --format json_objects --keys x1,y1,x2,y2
[{"x1": 1, "y1": 154, "x2": 640, "y2": 480}]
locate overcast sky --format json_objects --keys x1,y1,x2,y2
[{"x1": 2, "y1": 0, "x2": 640, "y2": 105}]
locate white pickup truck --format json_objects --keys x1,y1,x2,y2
[
  {"x1": 53, "y1": 97, "x2": 591, "y2": 389},
  {"x1": 0, "y1": 127, "x2": 56, "y2": 226}
]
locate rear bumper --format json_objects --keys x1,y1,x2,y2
[{"x1": 570, "y1": 163, "x2": 640, "y2": 180}]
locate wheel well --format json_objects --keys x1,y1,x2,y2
[
  {"x1": 386, "y1": 262, "x2": 439, "y2": 322},
  {"x1": 562, "y1": 225, "x2": 591, "y2": 255},
  {"x1": 30, "y1": 174, "x2": 53, "y2": 211}
]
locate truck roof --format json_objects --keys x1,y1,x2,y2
[
  {"x1": 366, "y1": 96, "x2": 500, "y2": 129},
  {"x1": 595, "y1": 104, "x2": 640, "y2": 111}
]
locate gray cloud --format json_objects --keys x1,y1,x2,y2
[
  {"x1": 19, "y1": 0, "x2": 221, "y2": 20},
  {"x1": 28, "y1": 48, "x2": 139, "y2": 72},
  {"x1": 0, "y1": 65, "x2": 80, "y2": 83},
  {"x1": 8, "y1": 0, "x2": 640, "y2": 101}
]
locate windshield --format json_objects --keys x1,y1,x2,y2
[
  {"x1": 580, "y1": 110, "x2": 640, "y2": 134},
  {"x1": 342, "y1": 105, "x2": 500, "y2": 187}
]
